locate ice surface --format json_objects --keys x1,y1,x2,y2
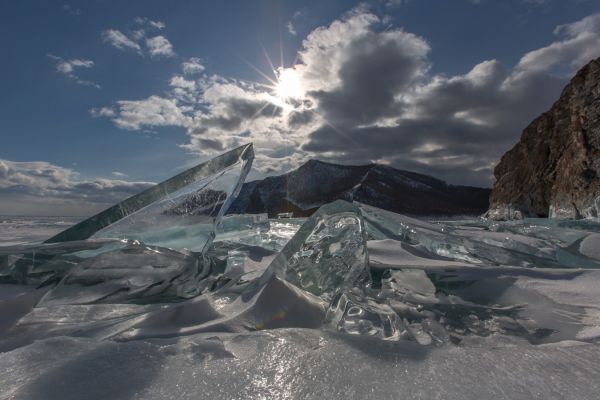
[
  {"x1": 3, "y1": 146, "x2": 600, "y2": 399},
  {"x1": 0, "y1": 216, "x2": 76, "y2": 246},
  {"x1": 0, "y1": 239, "x2": 130, "y2": 285},
  {"x1": 47, "y1": 143, "x2": 254, "y2": 252}
]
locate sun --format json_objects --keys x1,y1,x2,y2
[{"x1": 274, "y1": 68, "x2": 304, "y2": 102}]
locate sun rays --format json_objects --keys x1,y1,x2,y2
[{"x1": 274, "y1": 67, "x2": 304, "y2": 102}]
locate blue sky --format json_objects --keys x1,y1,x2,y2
[{"x1": 1, "y1": 0, "x2": 599, "y2": 215}]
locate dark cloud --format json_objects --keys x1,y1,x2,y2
[
  {"x1": 309, "y1": 31, "x2": 429, "y2": 126},
  {"x1": 201, "y1": 97, "x2": 282, "y2": 131},
  {"x1": 287, "y1": 110, "x2": 314, "y2": 127},
  {"x1": 303, "y1": 110, "x2": 551, "y2": 187}
]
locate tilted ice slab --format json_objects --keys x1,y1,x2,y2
[
  {"x1": 0, "y1": 145, "x2": 254, "y2": 302},
  {"x1": 47, "y1": 143, "x2": 254, "y2": 253}
]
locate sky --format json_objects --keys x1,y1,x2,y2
[{"x1": 1, "y1": 0, "x2": 599, "y2": 216}]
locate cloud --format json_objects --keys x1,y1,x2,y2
[
  {"x1": 296, "y1": 12, "x2": 430, "y2": 126},
  {"x1": 554, "y1": 13, "x2": 600, "y2": 37},
  {"x1": 111, "y1": 96, "x2": 190, "y2": 130},
  {"x1": 385, "y1": 0, "x2": 410, "y2": 7},
  {"x1": 146, "y1": 36, "x2": 175, "y2": 58},
  {"x1": 93, "y1": 10, "x2": 600, "y2": 187},
  {"x1": 61, "y1": 4, "x2": 81, "y2": 16},
  {"x1": 90, "y1": 107, "x2": 116, "y2": 118},
  {"x1": 0, "y1": 159, "x2": 154, "y2": 215},
  {"x1": 286, "y1": 22, "x2": 297, "y2": 36},
  {"x1": 48, "y1": 55, "x2": 100, "y2": 88},
  {"x1": 515, "y1": 14, "x2": 600, "y2": 75},
  {"x1": 102, "y1": 29, "x2": 142, "y2": 53},
  {"x1": 102, "y1": 18, "x2": 174, "y2": 58},
  {"x1": 134, "y1": 17, "x2": 166, "y2": 29},
  {"x1": 182, "y1": 57, "x2": 205, "y2": 75}
]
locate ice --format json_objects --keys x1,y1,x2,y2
[
  {"x1": 3, "y1": 145, "x2": 600, "y2": 399},
  {"x1": 1, "y1": 331, "x2": 600, "y2": 400},
  {"x1": 47, "y1": 143, "x2": 254, "y2": 252},
  {"x1": 37, "y1": 243, "x2": 209, "y2": 306},
  {"x1": 0, "y1": 239, "x2": 130, "y2": 285},
  {"x1": 0, "y1": 216, "x2": 77, "y2": 246},
  {"x1": 264, "y1": 200, "x2": 370, "y2": 300},
  {"x1": 359, "y1": 202, "x2": 600, "y2": 269},
  {"x1": 324, "y1": 289, "x2": 405, "y2": 340},
  {"x1": 578, "y1": 233, "x2": 600, "y2": 260}
]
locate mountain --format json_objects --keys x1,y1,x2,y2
[
  {"x1": 228, "y1": 159, "x2": 490, "y2": 217},
  {"x1": 487, "y1": 57, "x2": 600, "y2": 220}
]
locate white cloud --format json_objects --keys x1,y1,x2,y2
[
  {"x1": 554, "y1": 13, "x2": 600, "y2": 37},
  {"x1": 102, "y1": 18, "x2": 175, "y2": 58},
  {"x1": 0, "y1": 159, "x2": 154, "y2": 215},
  {"x1": 513, "y1": 13, "x2": 600, "y2": 76},
  {"x1": 134, "y1": 17, "x2": 166, "y2": 29},
  {"x1": 170, "y1": 76, "x2": 196, "y2": 90},
  {"x1": 182, "y1": 57, "x2": 205, "y2": 75},
  {"x1": 102, "y1": 29, "x2": 142, "y2": 53},
  {"x1": 48, "y1": 55, "x2": 99, "y2": 88},
  {"x1": 286, "y1": 21, "x2": 297, "y2": 36},
  {"x1": 90, "y1": 107, "x2": 116, "y2": 118},
  {"x1": 112, "y1": 96, "x2": 190, "y2": 130},
  {"x1": 149, "y1": 20, "x2": 166, "y2": 29},
  {"x1": 145, "y1": 36, "x2": 175, "y2": 58}
]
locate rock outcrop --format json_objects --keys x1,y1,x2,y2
[
  {"x1": 487, "y1": 57, "x2": 600, "y2": 220},
  {"x1": 229, "y1": 159, "x2": 490, "y2": 217}
]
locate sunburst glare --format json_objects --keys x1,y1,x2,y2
[{"x1": 274, "y1": 67, "x2": 304, "y2": 101}]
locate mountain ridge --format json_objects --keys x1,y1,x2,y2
[{"x1": 229, "y1": 159, "x2": 491, "y2": 217}]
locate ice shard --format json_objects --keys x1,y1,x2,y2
[
  {"x1": 259, "y1": 200, "x2": 370, "y2": 300},
  {"x1": 45, "y1": 144, "x2": 254, "y2": 252}
]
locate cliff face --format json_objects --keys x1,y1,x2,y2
[
  {"x1": 487, "y1": 57, "x2": 600, "y2": 220},
  {"x1": 229, "y1": 160, "x2": 490, "y2": 217}
]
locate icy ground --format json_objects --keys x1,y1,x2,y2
[
  {"x1": 0, "y1": 217, "x2": 76, "y2": 246},
  {"x1": 1, "y1": 203, "x2": 600, "y2": 399}
]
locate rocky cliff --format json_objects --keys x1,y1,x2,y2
[
  {"x1": 487, "y1": 57, "x2": 600, "y2": 220},
  {"x1": 229, "y1": 160, "x2": 490, "y2": 217}
]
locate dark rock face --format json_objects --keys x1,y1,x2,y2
[
  {"x1": 229, "y1": 160, "x2": 490, "y2": 217},
  {"x1": 487, "y1": 58, "x2": 600, "y2": 220}
]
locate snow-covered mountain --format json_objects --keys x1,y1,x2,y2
[{"x1": 229, "y1": 160, "x2": 491, "y2": 217}]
